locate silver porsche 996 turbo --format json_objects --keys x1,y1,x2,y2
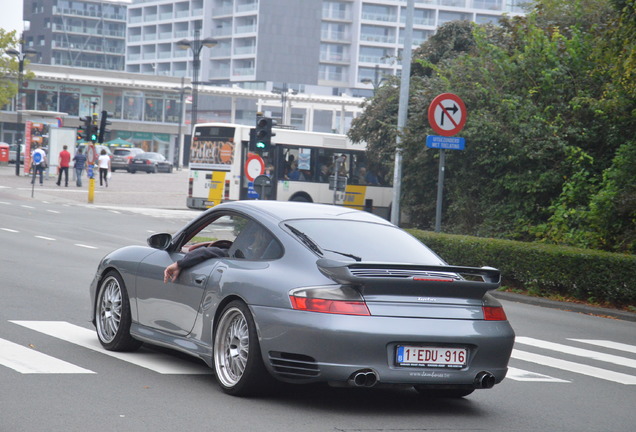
[{"x1": 89, "y1": 200, "x2": 515, "y2": 398}]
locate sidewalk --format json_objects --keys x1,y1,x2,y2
[{"x1": 0, "y1": 163, "x2": 191, "y2": 209}]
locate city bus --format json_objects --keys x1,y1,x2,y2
[{"x1": 186, "y1": 122, "x2": 392, "y2": 218}]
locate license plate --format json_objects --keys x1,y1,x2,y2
[{"x1": 396, "y1": 346, "x2": 467, "y2": 368}]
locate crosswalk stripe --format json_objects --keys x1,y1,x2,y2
[
  {"x1": 568, "y1": 339, "x2": 636, "y2": 355},
  {"x1": 516, "y1": 337, "x2": 636, "y2": 369},
  {"x1": 0, "y1": 338, "x2": 95, "y2": 374},
  {"x1": 512, "y1": 349, "x2": 636, "y2": 385},
  {"x1": 10, "y1": 321, "x2": 212, "y2": 375},
  {"x1": 506, "y1": 367, "x2": 569, "y2": 383}
]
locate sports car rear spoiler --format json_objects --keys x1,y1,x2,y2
[{"x1": 316, "y1": 259, "x2": 501, "y2": 299}]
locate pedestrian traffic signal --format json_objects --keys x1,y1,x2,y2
[
  {"x1": 82, "y1": 116, "x2": 93, "y2": 142},
  {"x1": 98, "y1": 111, "x2": 111, "y2": 143},
  {"x1": 254, "y1": 116, "x2": 276, "y2": 151}
]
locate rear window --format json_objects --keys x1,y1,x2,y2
[
  {"x1": 284, "y1": 220, "x2": 445, "y2": 265},
  {"x1": 114, "y1": 149, "x2": 131, "y2": 156}
]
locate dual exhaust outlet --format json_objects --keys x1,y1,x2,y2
[{"x1": 348, "y1": 369, "x2": 496, "y2": 389}]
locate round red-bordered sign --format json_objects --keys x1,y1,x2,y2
[
  {"x1": 427, "y1": 93, "x2": 467, "y2": 137},
  {"x1": 245, "y1": 153, "x2": 265, "y2": 182}
]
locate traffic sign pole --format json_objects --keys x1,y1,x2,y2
[{"x1": 427, "y1": 93, "x2": 467, "y2": 233}]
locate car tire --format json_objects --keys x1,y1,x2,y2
[
  {"x1": 95, "y1": 271, "x2": 142, "y2": 352},
  {"x1": 413, "y1": 386, "x2": 475, "y2": 398},
  {"x1": 213, "y1": 300, "x2": 271, "y2": 396},
  {"x1": 130, "y1": 170, "x2": 136, "y2": 174}
]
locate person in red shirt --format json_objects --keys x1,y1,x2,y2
[{"x1": 56, "y1": 145, "x2": 72, "y2": 187}]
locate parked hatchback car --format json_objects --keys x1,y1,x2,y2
[
  {"x1": 89, "y1": 200, "x2": 515, "y2": 398},
  {"x1": 111, "y1": 147, "x2": 144, "y2": 172},
  {"x1": 129, "y1": 152, "x2": 173, "y2": 173},
  {"x1": 8, "y1": 144, "x2": 25, "y2": 164}
]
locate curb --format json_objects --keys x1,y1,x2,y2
[{"x1": 492, "y1": 291, "x2": 636, "y2": 322}]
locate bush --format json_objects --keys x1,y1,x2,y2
[{"x1": 408, "y1": 229, "x2": 636, "y2": 307}]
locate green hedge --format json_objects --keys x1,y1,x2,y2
[{"x1": 407, "y1": 230, "x2": 636, "y2": 307}]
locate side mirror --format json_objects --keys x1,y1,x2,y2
[{"x1": 147, "y1": 233, "x2": 172, "y2": 250}]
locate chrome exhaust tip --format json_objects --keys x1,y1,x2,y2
[
  {"x1": 349, "y1": 369, "x2": 379, "y2": 387},
  {"x1": 474, "y1": 371, "x2": 496, "y2": 389}
]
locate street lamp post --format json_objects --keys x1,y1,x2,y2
[
  {"x1": 177, "y1": 30, "x2": 217, "y2": 135},
  {"x1": 6, "y1": 45, "x2": 37, "y2": 176},
  {"x1": 361, "y1": 64, "x2": 383, "y2": 95},
  {"x1": 172, "y1": 77, "x2": 191, "y2": 170}
]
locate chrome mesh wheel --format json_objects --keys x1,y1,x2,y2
[
  {"x1": 96, "y1": 275, "x2": 122, "y2": 344},
  {"x1": 214, "y1": 307, "x2": 249, "y2": 388}
]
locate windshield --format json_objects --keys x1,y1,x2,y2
[{"x1": 284, "y1": 219, "x2": 445, "y2": 265}]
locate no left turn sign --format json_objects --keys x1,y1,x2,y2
[{"x1": 428, "y1": 93, "x2": 467, "y2": 137}]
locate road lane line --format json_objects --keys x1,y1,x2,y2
[
  {"x1": 0, "y1": 338, "x2": 95, "y2": 374},
  {"x1": 1, "y1": 228, "x2": 19, "y2": 233},
  {"x1": 11, "y1": 321, "x2": 212, "y2": 375},
  {"x1": 516, "y1": 337, "x2": 636, "y2": 369},
  {"x1": 512, "y1": 349, "x2": 636, "y2": 385},
  {"x1": 506, "y1": 367, "x2": 569, "y2": 383},
  {"x1": 21, "y1": 205, "x2": 35, "y2": 209},
  {"x1": 46, "y1": 209, "x2": 60, "y2": 214},
  {"x1": 568, "y1": 339, "x2": 636, "y2": 355},
  {"x1": 35, "y1": 236, "x2": 56, "y2": 241},
  {"x1": 74, "y1": 244, "x2": 98, "y2": 249}
]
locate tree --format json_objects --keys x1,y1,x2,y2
[
  {"x1": 0, "y1": 29, "x2": 21, "y2": 109},
  {"x1": 348, "y1": 0, "x2": 635, "y2": 253}
]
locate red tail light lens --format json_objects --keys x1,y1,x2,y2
[
  {"x1": 483, "y1": 306, "x2": 507, "y2": 321},
  {"x1": 290, "y1": 286, "x2": 370, "y2": 316}
]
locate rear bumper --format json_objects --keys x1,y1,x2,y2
[{"x1": 252, "y1": 305, "x2": 515, "y2": 387}]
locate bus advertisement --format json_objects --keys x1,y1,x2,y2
[{"x1": 186, "y1": 123, "x2": 392, "y2": 218}]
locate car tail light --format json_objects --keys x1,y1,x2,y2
[
  {"x1": 290, "y1": 286, "x2": 370, "y2": 316},
  {"x1": 188, "y1": 178, "x2": 193, "y2": 197},
  {"x1": 482, "y1": 306, "x2": 507, "y2": 321}
]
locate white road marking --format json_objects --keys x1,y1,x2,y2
[
  {"x1": 0, "y1": 338, "x2": 95, "y2": 374},
  {"x1": 74, "y1": 243, "x2": 98, "y2": 249},
  {"x1": 516, "y1": 336, "x2": 636, "y2": 369},
  {"x1": 20, "y1": 205, "x2": 35, "y2": 209},
  {"x1": 10, "y1": 321, "x2": 212, "y2": 375},
  {"x1": 35, "y1": 236, "x2": 56, "y2": 241},
  {"x1": 512, "y1": 349, "x2": 636, "y2": 385},
  {"x1": 1, "y1": 228, "x2": 19, "y2": 233},
  {"x1": 569, "y1": 339, "x2": 636, "y2": 355},
  {"x1": 46, "y1": 209, "x2": 60, "y2": 214},
  {"x1": 506, "y1": 367, "x2": 569, "y2": 383}
]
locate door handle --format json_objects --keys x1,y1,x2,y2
[{"x1": 194, "y1": 276, "x2": 207, "y2": 285}]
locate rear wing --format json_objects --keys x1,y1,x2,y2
[{"x1": 316, "y1": 259, "x2": 501, "y2": 299}]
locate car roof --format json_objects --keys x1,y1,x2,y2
[{"x1": 212, "y1": 200, "x2": 394, "y2": 225}]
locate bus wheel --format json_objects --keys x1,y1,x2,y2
[{"x1": 290, "y1": 195, "x2": 310, "y2": 203}]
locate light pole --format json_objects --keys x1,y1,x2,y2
[
  {"x1": 177, "y1": 30, "x2": 217, "y2": 135},
  {"x1": 361, "y1": 64, "x2": 384, "y2": 95},
  {"x1": 6, "y1": 45, "x2": 37, "y2": 176},
  {"x1": 172, "y1": 77, "x2": 191, "y2": 170},
  {"x1": 272, "y1": 83, "x2": 298, "y2": 125}
]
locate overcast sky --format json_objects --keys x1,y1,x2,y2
[{"x1": 1, "y1": 1, "x2": 23, "y2": 36}]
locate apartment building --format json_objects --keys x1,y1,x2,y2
[
  {"x1": 126, "y1": 0, "x2": 526, "y2": 95},
  {"x1": 23, "y1": 0, "x2": 128, "y2": 70}
]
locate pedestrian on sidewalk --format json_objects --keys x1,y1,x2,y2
[
  {"x1": 73, "y1": 147, "x2": 87, "y2": 187},
  {"x1": 30, "y1": 145, "x2": 47, "y2": 186},
  {"x1": 56, "y1": 145, "x2": 71, "y2": 187},
  {"x1": 97, "y1": 148, "x2": 111, "y2": 187}
]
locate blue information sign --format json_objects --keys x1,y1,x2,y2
[
  {"x1": 247, "y1": 182, "x2": 259, "y2": 199},
  {"x1": 426, "y1": 135, "x2": 465, "y2": 150}
]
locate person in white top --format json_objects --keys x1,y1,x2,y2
[
  {"x1": 97, "y1": 149, "x2": 111, "y2": 187},
  {"x1": 30, "y1": 145, "x2": 47, "y2": 185}
]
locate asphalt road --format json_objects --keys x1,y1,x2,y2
[{"x1": 1, "y1": 165, "x2": 635, "y2": 431}]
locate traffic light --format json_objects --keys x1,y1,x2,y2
[
  {"x1": 254, "y1": 116, "x2": 276, "y2": 151},
  {"x1": 91, "y1": 113, "x2": 99, "y2": 142},
  {"x1": 82, "y1": 116, "x2": 93, "y2": 142},
  {"x1": 98, "y1": 110, "x2": 111, "y2": 143}
]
